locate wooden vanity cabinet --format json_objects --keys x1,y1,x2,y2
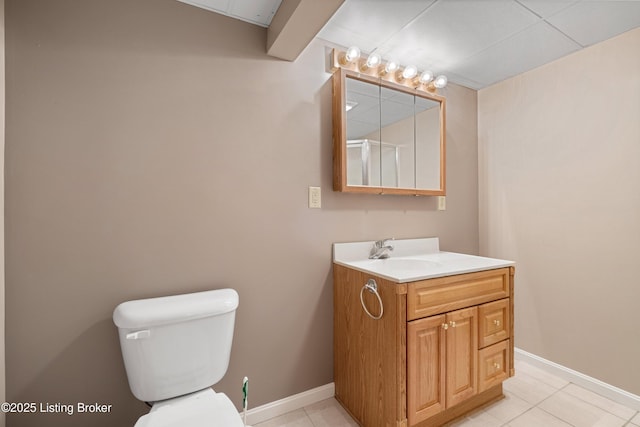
[{"x1": 334, "y1": 265, "x2": 515, "y2": 427}]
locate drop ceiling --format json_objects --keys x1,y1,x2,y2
[
  {"x1": 176, "y1": 0, "x2": 283, "y2": 27},
  {"x1": 179, "y1": 0, "x2": 640, "y2": 90}
]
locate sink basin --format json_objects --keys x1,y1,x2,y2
[
  {"x1": 363, "y1": 258, "x2": 443, "y2": 272},
  {"x1": 333, "y1": 238, "x2": 514, "y2": 283}
]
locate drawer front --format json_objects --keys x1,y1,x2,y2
[
  {"x1": 478, "y1": 339, "x2": 510, "y2": 392},
  {"x1": 408, "y1": 268, "x2": 510, "y2": 320},
  {"x1": 478, "y1": 298, "x2": 510, "y2": 348}
]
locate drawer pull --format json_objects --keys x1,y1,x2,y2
[
  {"x1": 449, "y1": 321, "x2": 456, "y2": 328},
  {"x1": 493, "y1": 362, "x2": 501, "y2": 370},
  {"x1": 360, "y1": 279, "x2": 384, "y2": 320},
  {"x1": 441, "y1": 323, "x2": 449, "y2": 330},
  {"x1": 493, "y1": 320, "x2": 501, "y2": 326}
]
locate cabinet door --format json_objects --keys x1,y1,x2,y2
[
  {"x1": 446, "y1": 306, "x2": 478, "y2": 407},
  {"x1": 407, "y1": 314, "x2": 446, "y2": 426}
]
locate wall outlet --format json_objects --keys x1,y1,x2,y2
[
  {"x1": 437, "y1": 196, "x2": 446, "y2": 211},
  {"x1": 309, "y1": 186, "x2": 321, "y2": 208}
]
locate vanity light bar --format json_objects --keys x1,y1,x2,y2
[{"x1": 331, "y1": 47, "x2": 448, "y2": 93}]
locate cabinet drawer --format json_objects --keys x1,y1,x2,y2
[
  {"x1": 478, "y1": 340, "x2": 510, "y2": 392},
  {"x1": 408, "y1": 268, "x2": 510, "y2": 320},
  {"x1": 478, "y1": 298, "x2": 510, "y2": 348}
]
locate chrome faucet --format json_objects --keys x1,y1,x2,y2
[{"x1": 369, "y1": 238, "x2": 394, "y2": 259}]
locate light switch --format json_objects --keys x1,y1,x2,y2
[
  {"x1": 309, "y1": 186, "x2": 321, "y2": 208},
  {"x1": 437, "y1": 196, "x2": 446, "y2": 211}
]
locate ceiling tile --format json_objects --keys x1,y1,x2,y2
[
  {"x1": 516, "y1": 0, "x2": 580, "y2": 18},
  {"x1": 229, "y1": 0, "x2": 282, "y2": 26},
  {"x1": 181, "y1": 0, "x2": 640, "y2": 90},
  {"x1": 318, "y1": 0, "x2": 436, "y2": 54},
  {"x1": 176, "y1": 0, "x2": 231, "y2": 14},
  {"x1": 437, "y1": 70, "x2": 486, "y2": 90},
  {"x1": 452, "y1": 21, "x2": 581, "y2": 87},
  {"x1": 376, "y1": 0, "x2": 541, "y2": 69},
  {"x1": 546, "y1": 0, "x2": 640, "y2": 47}
]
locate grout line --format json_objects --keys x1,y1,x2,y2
[
  {"x1": 302, "y1": 405, "x2": 316, "y2": 427},
  {"x1": 624, "y1": 409, "x2": 639, "y2": 425},
  {"x1": 515, "y1": 349, "x2": 640, "y2": 411},
  {"x1": 560, "y1": 381, "x2": 636, "y2": 422},
  {"x1": 534, "y1": 404, "x2": 578, "y2": 427},
  {"x1": 517, "y1": 376, "x2": 575, "y2": 427}
]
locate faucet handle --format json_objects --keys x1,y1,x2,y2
[{"x1": 380, "y1": 238, "x2": 394, "y2": 248}]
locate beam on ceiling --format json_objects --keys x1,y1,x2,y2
[{"x1": 267, "y1": 0, "x2": 344, "y2": 61}]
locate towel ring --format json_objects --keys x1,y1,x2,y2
[{"x1": 360, "y1": 279, "x2": 383, "y2": 320}]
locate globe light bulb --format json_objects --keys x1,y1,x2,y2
[
  {"x1": 384, "y1": 59, "x2": 399, "y2": 74},
  {"x1": 419, "y1": 70, "x2": 434, "y2": 84},
  {"x1": 345, "y1": 46, "x2": 361, "y2": 63},
  {"x1": 365, "y1": 53, "x2": 382, "y2": 68},
  {"x1": 401, "y1": 65, "x2": 418, "y2": 80},
  {"x1": 434, "y1": 75, "x2": 448, "y2": 89}
]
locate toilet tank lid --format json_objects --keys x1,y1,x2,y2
[{"x1": 113, "y1": 288, "x2": 239, "y2": 329}]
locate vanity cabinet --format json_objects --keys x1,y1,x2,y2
[{"x1": 334, "y1": 265, "x2": 515, "y2": 427}]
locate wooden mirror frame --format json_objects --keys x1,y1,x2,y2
[{"x1": 332, "y1": 67, "x2": 446, "y2": 196}]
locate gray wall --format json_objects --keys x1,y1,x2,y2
[
  {"x1": 0, "y1": 0, "x2": 5, "y2": 425},
  {"x1": 479, "y1": 28, "x2": 640, "y2": 395},
  {"x1": 4, "y1": 1, "x2": 479, "y2": 426}
]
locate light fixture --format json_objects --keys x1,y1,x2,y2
[
  {"x1": 433, "y1": 75, "x2": 448, "y2": 88},
  {"x1": 366, "y1": 53, "x2": 381, "y2": 67},
  {"x1": 397, "y1": 65, "x2": 418, "y2": 82},
  {"x1": 418, "y1": 70, "x2": 434, "y2": 84},
  {"x1": 361, "y1": 52, "x2": 382, "y2": 71},
  {"x1": 380, "y1": 59, "x2": 399, "y2": 76},
  {"x1": 339, "y1": 46, "x2": 361, "y2": 65},
  {"x1": 332, "y1": 48, "x2": 448, "y2": 93}
]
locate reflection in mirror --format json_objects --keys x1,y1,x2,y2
[
  {"x1": 415, "y1": 96, "x2": 441, "y2": 189},
  {"x1": 340, "y1": 71, "x2": 444, "y2": 194},
  {"x1": 380, "y1": 86, "x2": 414, "y2": 188},
  {"x1": 346, "y1": 77, "x2": 380, "y2": 186}
]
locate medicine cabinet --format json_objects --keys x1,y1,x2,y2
[{"x1": 332, "y1": 68, "x2": 446, "y2": 196}]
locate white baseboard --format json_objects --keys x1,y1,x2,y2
[
  {"x1": 241, "y1": 382, "x2": 335, "y2": 425},
  {"x1": 239, "y1": 349, "x2": 640, "y2": 425},
  {"x1": 515, "y1": 347, "x2": 640, "y2": 410}
]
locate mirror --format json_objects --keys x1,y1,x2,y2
[{"x1": 332, "y1": 68, "x2": 446, "y2": 196}]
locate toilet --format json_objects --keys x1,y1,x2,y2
[{"x1": 113, "y1": 288, "x2": 244, "y2": 427}]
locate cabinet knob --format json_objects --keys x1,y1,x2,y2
[
  {"x1": 493, "y1": 362, "x2": 501, "y2": 370},
  {"x1": 449, "y1": 321, "x2": 456, "y2": 328},
  {"x1": 441, "y1": 323, "x2": 449, "y2": 330},
  {"x1": 493, "y1": 319, "x2": 501, "y2": 326}
]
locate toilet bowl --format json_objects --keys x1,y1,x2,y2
[
  {"x1": 113, "y1": 289, "x2": 244, "y2": 426},
  {"x1": 134, "y1": 389, "x2": 243, "y2": 427}
]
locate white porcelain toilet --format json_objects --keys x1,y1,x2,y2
[{"x1": 113, "y1": 288, "x2": 244, "y2": 427}]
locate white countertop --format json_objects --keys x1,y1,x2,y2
[{"x1": 333, "y1": 238, "x2": 514, "y2": 283}]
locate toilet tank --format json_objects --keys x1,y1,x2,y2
[{"x1": 113, "y1": 289, "x2": 239, "y2": 403}]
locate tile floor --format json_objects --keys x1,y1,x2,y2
[{"x1": 254, "y1": 360, "x2": 640, "y2": 427}]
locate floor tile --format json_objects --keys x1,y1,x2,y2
[
  {"x1": 514, "y1": 360, "x2": 570, "y2": 389},
  {"x1": 447, "y1": 408, "x2": 503, "y2": 426},
  {"x1": 503, "y1": 370, "x2": 559, "y2": 405},
  {"x1": 253, "y1": 408, "x2": 315, "y2": 427},
  {"x1": 562, "y1": 384, "x2": 637, "y2": 421},
  {"x1": 304, "y1": 398, "x2": 359, "y2": 427},
  {"x1": 483, "y1": 391, "x2": 533, "y2": 424},
  {"x1": 538, "y1": 390, "x2": 627, "y2": 427},
  {"x1": 253, "y1": 361, "x2": 639, "y2": 427},
  {"x1": 506, "y1": 407, "x2": 573, "y2": 427}
]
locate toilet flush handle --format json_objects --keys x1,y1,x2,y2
[{"x1": 126, "y1": 330, "x2": 151, "y2": 340}]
